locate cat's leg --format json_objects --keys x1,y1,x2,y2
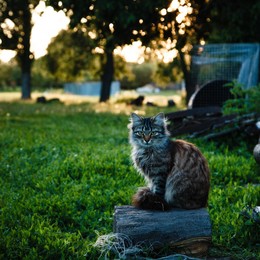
[
  {"x1": 149, "y1": 174, "x2": 166, "y2": 197},
  {"x1": 132, "y1": 187, "x2": 169, "y2": 211},
  {"x1": 132, "y1": 174, "x2": 169, "y2": 211}
]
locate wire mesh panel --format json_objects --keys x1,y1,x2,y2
[
  {"x1": 191, "y1": 43, "x2": 260, "y2": 90},
  {"x1": 188, "y1": 44, "x2": 260, "y2": 108}
]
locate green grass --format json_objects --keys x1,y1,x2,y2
[{"x1": 0, "y1": 102, "x2": 259, "y2": 259}]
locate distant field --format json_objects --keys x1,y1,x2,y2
[
  {"x1": 0, "y1": 89, "x2": 184, "y2": 116},
  {"x1": 0, "y1": 91, "x2": 99, "y2": 104},
  {"x1": 0, "y1": 89, "x2": 184, "y2": 105},
  {"x1": 0, "y1": 101, "x2": 259, "y2": 259}
]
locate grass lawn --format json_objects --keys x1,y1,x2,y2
[{"x1": 0, "y1": 100, "x2": 259, "y2": 259}]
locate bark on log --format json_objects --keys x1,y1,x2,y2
[{"x1": 113, "y1": 206, "x2": 212, "y2": 257}]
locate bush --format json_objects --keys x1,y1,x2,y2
[
  {"x1": 0, "y1": 60, "x2": 21, "y2": 90},
  {"x1": 223, "y1": 82, "x2": 260, "y2": 115}
]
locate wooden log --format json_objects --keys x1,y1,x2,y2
[
  {"x1": 113, "y1": 206, "x2": 212, "y2": 257},
  {"x1": 168, "y1": 114, "x2": 236, "y2": 137},
  {"x1": 166, "y1": 106, "x2": 222, "y2": 120}
]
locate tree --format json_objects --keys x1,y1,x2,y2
[
  {"x1": 156, "y1": 0, "x2": 260, "y2": 103},
  {"x1": 45, "y1": 29, "x2": 100, "y2": 84},
  {"x1": 44, "y1": 29, "x2": 134, "y2": 87},
  {"x1": 208, "y1": 0, "x2": 260, "y2": 43},
  {"x1": 154, "y1": 0, "x2": 211, "y2": 103},
  {"x1": 153, "y1": 59, "x2": 183, "y2": 86},
  {"x1": 48, "y1": 0, "x2": 171, "y2": 102},
  {"x1": 0, "y1": 59, "x2": 20, "y2": 89},
  {"x1": 0, "y1": 0, "x2": 40, "y2": 99}
]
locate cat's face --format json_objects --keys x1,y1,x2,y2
[{"x1": 128, "y1": 113, "x2": 170, "y2": 147}]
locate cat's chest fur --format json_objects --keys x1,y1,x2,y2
[{"x1": 132, "y1": 145, "x2": 171, "y2": 176}]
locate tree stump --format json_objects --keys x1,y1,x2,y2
[{"x1": 113, "y1": 206, "x2": 212, "y2": 257}]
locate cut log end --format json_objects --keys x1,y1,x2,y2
[{"x1": 113, "y1": 205, "x2": 212, "y2": 257}]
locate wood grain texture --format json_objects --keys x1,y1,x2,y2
[{"x1": 113, "y1": 206, "x2": 212, "y2": 257}]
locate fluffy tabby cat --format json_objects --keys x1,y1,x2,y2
[{"x1": 128, "y1": 112, "x2": 210, "y2": 211}]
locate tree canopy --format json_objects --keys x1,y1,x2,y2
[
  {"x1": 153, "y1": 0, "x2": 211, "y2": 102},
  {"x1": 208, "y1": 0, "x2": 260, "y2": 43}
]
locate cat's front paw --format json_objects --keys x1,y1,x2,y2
[{"x1": 132, "y1": 187, "x2": 169, "y2": 211}]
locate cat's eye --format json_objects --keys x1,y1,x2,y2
[
  {"x1": 135, "y1": 131, "x2": 143, "y2": 136},
  {"x1": 151, "y1": 131, "x2": 159, "y2": 136}
]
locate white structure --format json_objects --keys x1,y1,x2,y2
[
  {"x1": 64, "y1": 81, "x2": 120, "y2": 96},
  {"x1": 136, "y1": 84, "x2": 160, "y2": 94}
]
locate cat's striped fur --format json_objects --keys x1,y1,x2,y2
[{"x1": 128, "y1": 112, "x2": 210, "y2": 210}]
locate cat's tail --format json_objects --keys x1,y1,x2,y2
[{"x1": 132, "y1": 187, "x2": 170, "y2": 211}]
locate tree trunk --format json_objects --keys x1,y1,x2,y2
[
  {"x1": 20, "y1": 1, "x2": 33, "y2": 99},
  {"x1": 178, "y1": 51, "x2": 195, "y2": 105},
  {"x1": 99, "y1": 45, "x2": 114, "y2": 102},
  {"x1": 21, "y1": 72, "x2": 31, "y2": 99}
]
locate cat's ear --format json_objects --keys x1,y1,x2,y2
[
  {"x1": 152, "y1": 112, "x2": 165, "y2": 125},
  {"x1": 130, "y1": 113, "x2": 143, "y2": 125}
]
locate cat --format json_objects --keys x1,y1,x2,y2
[{"x1": 128, "y1": 112, "x2": 210, "y2": 211}]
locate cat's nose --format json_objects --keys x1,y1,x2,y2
[{"x1": 143, "y1": 135, "x2": 151, "y2": 143}]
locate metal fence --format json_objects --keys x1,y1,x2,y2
[{"x1": 190, "y1": 43, "x2": 260, "y2": 90}]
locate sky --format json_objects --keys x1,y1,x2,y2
[{"x1": 31, "y1": 1, "x2": 69, "y2": 58}]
